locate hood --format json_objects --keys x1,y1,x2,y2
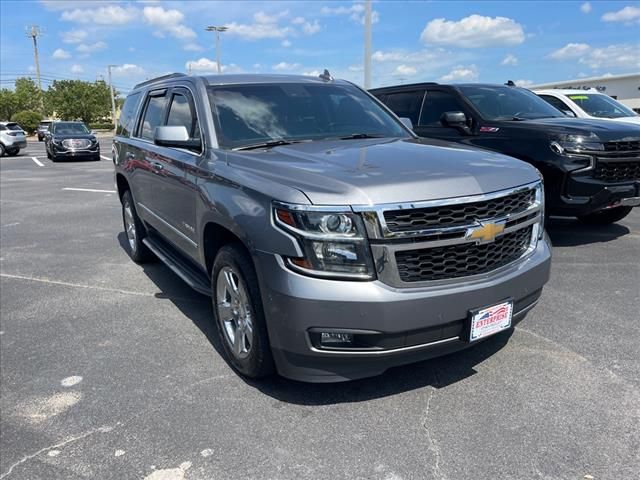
[
  {"x1": 53, "y1": 133, "x2": 95, "y2": 140},
  {"x1": 504, "y1": 117, "x2": 640, "y2": 142},
  {"x1": 611, "y1": 116, "x2": 640, "y2": 126},
  {"x1": 226, "y1": 138, "x2": 540, "y2": 206}
]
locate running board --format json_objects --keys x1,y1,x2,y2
[{"x1": 142, "y1": 236, "x2": 211, "y2": 297}]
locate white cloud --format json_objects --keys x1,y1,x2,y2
[
  {"x1": 303, "y1": 70, "x2": 321, "y2": 77},
  {"x1": 70, "y1": 64, "x2": 84, "y2": 74},
  {"x1": 372, "y1": 49, "x2": 449, "y2": 64},
  {"x1": 292, "y1": 16, "x2": 305, "y2": 25},
  {"x1": 394, "y1": 65, "x2": 417, "y2": 76},
  {"x1": 514, "y1": 79, "x2": 534, "y2": 87},
  {"x1": 253, "y1": 63, "x2": 262, "y2": 69},
  {"x1": 76, "y1": 41, "x2": 107, "y2": 54},
  {"x1": 549, "y1": 43, "x2": 591, "y2": 60},
  {"x1": 52, "y1": 48, "x2": 71, "y2": 60},
  {"x1": 272, "y1": 62, "x2": 302, "y2": 71},
  {"x1": 501, "y1": 54, "x2": 518, "y2": 66},
  {"x1": 348, "y1": 64, "x2": 363, "y2": 72},
  {"x1": 143, "y1": 6, "x2": 196, "y2": 39},
  {"x1": 582, "y1": 44, "x2": 640, "y2": 69},
  {"x1": 581, "y1": 2, "x2": 592, "y2": 14},
  {"x1": 439, "y1": 65, "x2": 479, "y2": 82},
  {"x1": 61, "y1": 29, "x2": 87, "y2": 44},
  {"x1": 186, "y1": 58, "x2": 243, "y2": 74},
  {"x1": 302, "y1": 20, "x2": 321, "y2": 35},
  {"x1": 602, "y1": 6, "x2": 640, "y2": 24},
  {"x1": 112, "y1": 64, "x2": 145, "y2": 76},
  {"x1": 254, "y1": 10, "x2": 289, "y2": 24},
  {"x1": 321, "y1": 3, "x2": 379, "y2": 24},
  {"x1": 281, "y1": 39, "x2": 292, "y2": 48},
  {"x1": 61, "y1": 5, "x2": 137, "y2": 25},
  {"x1": 421, "y1": 15, "x2": 525, "y2": 48},
  {"x1": 183, "y1": 43, "x2": 204, "y2": 52}
]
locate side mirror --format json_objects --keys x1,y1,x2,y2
[
  {"x1": 154, "y1": 126, "x2": 201, "y2": 149},
  {"x1": 399, "y1": 117, "x2": 413, "y2": 130},
  {"x1": 441, "y1": 111, "x2": 471, "y2": 135}
]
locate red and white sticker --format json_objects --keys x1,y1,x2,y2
[{"x1": 470, "y1": 301, "x2": 513, "y2": 341}]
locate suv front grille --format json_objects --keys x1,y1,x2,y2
[
  {"x1": 384, "y1": 189, "x2": 535, "y2": 233},
  {"x1": 593, "y1": 160, "x2": 640, "y2": 182},
  {"x1": 62, "y1": 138, "x2": 91, "y2": 149},
  {"x1": 604, "y1": 140, "x2": 640, "y2": 152},
  {"x1": 395, "y1": 227, "x2": 533, "y2": 283}
]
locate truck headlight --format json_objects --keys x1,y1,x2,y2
[
  {"x1": 549, "y1": 132, "x2": 603, "y2": 154},
  {"x1": 535, "y1": 180, "x2": 545, "y2": 239},
  {"x1": 274, "y1": 204, "x2": 375, "y2": 280}
]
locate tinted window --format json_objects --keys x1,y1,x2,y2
[
  {"x1": 7, "y1": 123, "x2": 22, "y2": 131},
  {"x1": 420, "y1": 91, "x2": 468, "y2": 126},
  {"x1": 139, "y1": 93, "x2": 167, "y2": 141},
  {"x1": 459, "y1": 86, "x2": 562, "y2": 120},
  {"x1": 52, "y1": 123, "x2": 89, "y2": 134},
  {"x1": 207, "y1": 83, "x2": 409, "y2": 149},
  {"x1": 567, "y1": 93, "x2": 637, "y2": 118},
  {"x1": 538, "y1": 95, "x2": 573, "y2": 115},
  {"x1": 0, "y1": 125, "x2": 5, "y2": 131},
  {"x1": 166, "y1": 92, "x2": 201, "y2": 147},
  {"x1": 117, "y1": 92, "x2": 142, "y2": 137},
  {"x1": 383, "y1": 91, "x2": 425, "y2": 125}
]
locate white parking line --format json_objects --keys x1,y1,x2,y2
[
  {"x1": 100, "y1": 155, "x2": 111, "y2": 161},
  {"x1": 63, "y1": 187, "x2": 116, "y2": 194},
  {"x1": 31, "y1": 157, "x2": 44, "y2": 167}
]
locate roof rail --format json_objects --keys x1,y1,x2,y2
[{"x1": 133, "y1": 73, "x2": 187, "y2": 90}]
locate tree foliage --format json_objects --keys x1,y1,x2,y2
[
  {"x1": 14, "y1": 78, "x2": 43, "y2": 113},
  {"x1": 0, "y1": 89, "x2": 19, "y2": 120},
  {"x1": 46, "y1": 79, "x2": 112, "y2": 124},
  {"x1": 12, "y1": 110, "x2": 42, "y2": 134}
]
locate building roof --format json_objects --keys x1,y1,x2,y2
[{"x1": 531, "y1": 72, "x2": 640, "y2": 89}]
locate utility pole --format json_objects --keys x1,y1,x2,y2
[
  {"x1": 364, "y1": 0, "x2": 372, "y2": 89},
  {"x1": 107, "y1": 65, "x2": 117, "y2": 132},
  {"x1": 26, "y1": 25, "x2": 44, "y2": 113},
  {"x1": 205, "y1": 25, "x2": 228, "y2": 74}
]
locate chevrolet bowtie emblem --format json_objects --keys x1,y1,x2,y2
[{"x1": 466, "y1": 222, "x2": 505, "y2": 243}]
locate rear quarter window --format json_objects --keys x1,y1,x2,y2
[{"x1": 117, "y1": 92, "x2": 143, "y2": 137}]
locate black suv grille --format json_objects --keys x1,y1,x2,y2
[
  {"x1": 395, "y1": 227, "x2": 533, "y2": 283},
  {"x1": 604, "y1": 140, "x2": 640, "y2": 152},
  {"x1": 593, "y1": 161, "x2": 640, "y2": 182},
  {"x1": 384, "y1": 189, "x2": 535, "y2": 233}
]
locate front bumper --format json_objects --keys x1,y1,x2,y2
[
  {"x1": 2, "y1": 138, "x2": 27, "y2": 149},
  {"x1": 255, "y1": 235, "x2": 552, "y2": 382},
  {"x1": 52, "y1": 144, "x2": 100, "y2": 159}
]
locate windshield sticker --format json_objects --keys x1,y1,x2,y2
[{"x1": 568, "y1": 95, "x2": 589, "y2": 100}]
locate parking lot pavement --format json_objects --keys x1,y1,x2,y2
[{"x1": 1, "y1": 138, "x2": 639, "y2": 480}]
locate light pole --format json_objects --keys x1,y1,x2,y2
[
  {"x1": 26, "y1": 25, "x2": 45, "y2": 113},
  {"x1": 107, "y1": 65, "x2": 117, "y2": 132},
  {"x1": 205, "y1": 25, "x2": 228, "y2": 74},
  {"x1": 364, "y1": 0, "x2": 372, "y2": 89}
]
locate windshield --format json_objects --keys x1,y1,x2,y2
[
  {"x1": 53, "y1": 123, "x2": 89, "y2": 135},
  {"x1": 207, "y1": 82, "x2": 410, "y2": 149},
  {"x1": 459, "y1": 86, "x2": 564, "y2": 121},
  {"x1": 567, "y1": 94, "x2": 637, "y2": 119},
  {"x1": 7, "y1": 123, "x2": 22, "y2": 131}
]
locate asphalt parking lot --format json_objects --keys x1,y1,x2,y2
[{"x1": 1, "y1": 138, "x2": 639, "y2": 480}]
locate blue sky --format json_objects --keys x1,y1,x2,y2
[{"x1": 1, "y1": 0, "x2": 639, "y2": 96}]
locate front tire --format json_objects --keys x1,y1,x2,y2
[
  {"x1": 121, "y1": 190, "x2": 154, "y2": 263},
  {"x1": 0, "y1": 144, "x2": 5, "y2": 157},
  {"x1": 577, "y1": 206, "x2": 633, "y2": 225},
  {"x1": 212, "y1": 244, "x2": 274, "y2": 379}
]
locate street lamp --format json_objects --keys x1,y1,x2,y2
[{"x1": 205, "y1": 25, "x2": 228, "y2": 74}]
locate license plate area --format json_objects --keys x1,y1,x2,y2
[{"x1": 466, "y1": 300, "x2": 513, "y2": 342}]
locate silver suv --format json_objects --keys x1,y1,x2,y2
[
  {"x1": 0, "y1": 122, "x2": 27, "y2": 157},
  {"x1": 113, "y1": 73, "x2": 552, "y2": 382}
]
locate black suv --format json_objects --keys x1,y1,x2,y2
[
  {"x1": 372, "y1": 83, "x2": 640, "y2": 224},
  {"x1": 44, "y1": 121, "x2": 100, "y2": 162}
]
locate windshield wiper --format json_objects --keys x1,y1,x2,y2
[
  {"x1": 338, "y1": 133, "x2": 387, "y2": 140},
  {"x1": 233, "y1": 139, "x2": 305, "y2": 151}
]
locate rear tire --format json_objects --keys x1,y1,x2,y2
[
  {"x1": 212, "y1": 244, "x2": 274, "y2": 379},
  {"x1": 0, "y1": 144, "x2": 5, "y2": 157},
  {"x1": 121, "y1": 190, "x2": 154, "y2": 263},
  {"x1": 577, "y1": 206, "x2": 633, "y2": 225}
]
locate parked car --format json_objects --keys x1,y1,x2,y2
[
  {"x1": 372, "y1": 82, "x2": 640, "y2": 224},
  {"x1": 113, "y1": 73, "x2": 551, "y2": 383},
  {"x1": 37, "y1": 120, "x2": 53, "y2": 141},
  {"x1": 535, "y1": 89, "x2": 640, "y2": 125},
  {"x1": 0, "y1": 121, "x2": 27, "y2": 157},
  {"x1": 44, "y1": 121, "x2": 100, "y2": 162}
]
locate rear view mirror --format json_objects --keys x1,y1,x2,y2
[
  {"x1": 154, "y1": 126, "x2": 201, "y2": 149},
  {"x1": 399, "y1": 117, "x2": 413, "y2": 130},
  {"x1": 441, "y1": 111, "x2": 471, "y2": 135}
]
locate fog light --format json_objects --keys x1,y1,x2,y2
[{"x1": 320, "y1": 332, "x2": 354, "y2": 345}]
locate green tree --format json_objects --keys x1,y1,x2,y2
[
  {"x1": 0, "y1": 89, "x2": 18, "y2": 120},
  {"x1": 46, "y1": 79, "x2": 112, "y2": 124},
  {"x1": 12, "y1": 110, "x2": 42, "y2": 134},
  {"x1": 14, "y1": 77, "x2": 43, "y2": 113}
]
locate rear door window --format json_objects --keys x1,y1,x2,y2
[
  {"x1": 419, "y1": 91, "x2": 468, "y2": 126},
  {"x1": 383, "y1": 90, "x2": 425, "y2": 125},
  {"x1": 138, "y1": 91, "x2": 167, "y2": 141},
  {"x1": 117, "y1": 92, "x2": 142, "y2": 137}
]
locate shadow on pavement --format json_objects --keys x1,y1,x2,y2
[
  {"x1": 118, "y1": 233, "x2": 513, "y2": 405},
  {"x1": 546, "y1": 217, "x2": 629, "y2": 247}
]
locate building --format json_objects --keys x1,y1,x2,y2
[{"x1": 531, "y1": 73, "x2": 640, "y2": 112}]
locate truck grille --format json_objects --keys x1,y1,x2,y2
[
  {"x1": 384, "y1": 189, "x2": 535, "y2": 233},
  {"x1": 395, "y1": 227, "x2": 533, "y2": 283},
  {"x1": 62, "y1": 138, "x2": 91, "y2": 149},
  {"x1": 604, "y1": 140, "x2": 640, "y2": 152},
  {"x1": 593, "y1": 160, "x2": 640, "y2": 182}
]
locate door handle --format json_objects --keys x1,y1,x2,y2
[
  {"x1": 151, "y1": 161, "x2": 164, "y2": 170},
  {"x1": 125, "y1": 151, "x2": 135, "y2": 159}
]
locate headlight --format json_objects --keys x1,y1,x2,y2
[
  {"x1": 535, "y1": 180, "x2": 545, "y2": 239},
  {"x1": 549, "y1": 132, "x2": 603, "y2": 154},
  {"x1": 274, "y1": 203, "x2": 375, "y2": 280}
]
